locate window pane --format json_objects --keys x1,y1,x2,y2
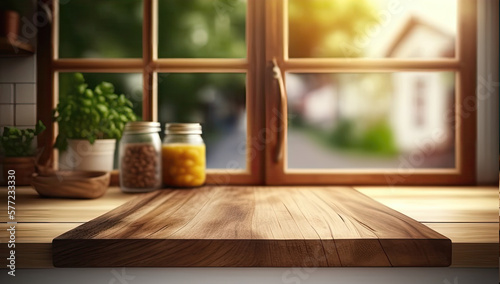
[
  {"x1": 158, "y1": 73, "x2": 246, "y2": 169},
  {"x1": 58, "y1": 73, "x2": 143, "y2": 169},
  {"x1": 158, "y1": 0, "x2": 246, "y2": 58},
  {"x1": 59, "y1": 0, "x2": 143, "y2": 58},
  {"x1": 288, "y1": 0, "x2": 457, "y2": 58},
  {"x1": 287, "y1": 72, "x2": 455, "y2": 169}
]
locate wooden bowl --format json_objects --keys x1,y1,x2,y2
[{"x1": 31, "y1": 171, "x2": 110, "y2": 199}]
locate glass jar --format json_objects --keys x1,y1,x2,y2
[
  {"x1": 119, "y1": 122, "x2": 162, "y2": 193},
  {"x1": 162, "y1": 123, "x2": 206, "y2": 187}
]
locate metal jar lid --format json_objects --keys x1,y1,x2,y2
[
  {"x1": 164, "y1": 123, "x2": 202, "y2": 135},
  {"x1": 124, "y1": 121, "x2": 161, "y2": 133}
]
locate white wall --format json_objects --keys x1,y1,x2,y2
[
  {"x1": 0, "y1": 57, "x2": 37, "y2": 130},
  {"x1": 476, "y1": 0, "x2": 500, "y2": 184},
  {"x1": 0, "y1": 0, "x2": 37, "y2": 131}
]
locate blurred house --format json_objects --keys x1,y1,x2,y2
[
  {"x1": 387, "y1": 16, "x2": 455, "y2": 153},
  {"x1": 385, "y1": 16, "x2": 455, "y2": 58},
  {"x1": 302, "y1": 83, "x2": 338, "y2": 129},
  {"x1": 286, "y1": 74, "x2": 340, "y2": 130},
  {"x1": 288, "y1": 16, "x2": 455, "y2": 159}
]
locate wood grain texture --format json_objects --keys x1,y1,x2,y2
[
  {"x1": 36, "y1": 0, "x2": 55, "y2": 166},
  {"x1": 0, "y1": 222, "x2": 494, "y2": 268},
  {"x1": 0, "y1": 187, "x2": 140, "y2": 222},
  {"x1": 424, "y1": 223, "x2": 498, "y2": 268},
  {"x1": 355, "y1": 186, "x2": 498, "y2": 223},
  {"x1": 53, "y1": 186, "x2": 451, "y2": 267},
  {"x1": 0, "y1": 186, "x2": 495, "y2": 268}
]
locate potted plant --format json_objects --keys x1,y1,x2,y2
[
  {"x1": 0, "y1": 0, "x2": 26, "y2": 40},
  {"x1": 0, "y1": 120, "x2": 46, "y2": 185},
  {"x1": 53, "y1": 73, "x2": 137, "y2": 172}
]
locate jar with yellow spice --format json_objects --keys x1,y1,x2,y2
[{"x1": 162, "y1": 123, "x2": 206, "y2": 187}]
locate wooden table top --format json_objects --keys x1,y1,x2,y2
[
  {"x1": 0, "y1": 186, "x2": 497, "y2": 268},
  {"x1": 52, "y1": 187, "x2": 452, "y2": 267}
]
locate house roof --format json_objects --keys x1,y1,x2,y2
[{"x1": 385, "y1": 16, "x2": 455, "y2": 57}]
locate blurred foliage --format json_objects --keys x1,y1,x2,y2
[
  {"x1": 289, "y1": 0, "x2": 379, "y2": 57},
  {"x1": 359, "y1": 121, "x2": 397, "y2": 154},
  {"x1": 59, "y1": 0, "x2": 143, "y2": 58},
  {"x1": 59, "y1": 0, "x2": 245, "y2": 58},
  {"x1": 158, "y1": 0, "x2": 246, "y2": 58},
  {"x1": 0, "y1": 0, "x2": 30, "y2": 14},
  {"x1": 294, "y1": 118, "x2": 397, "y2": 156},
  {"x1": 158, "y1": 73, "x2": 246, "y2": 143},
  {"x1": 329, "y1": 119, "x2": 397, "y2": 155},
  {"x1": 329, "y1": 119, "x2": 355, "y2": 148}
]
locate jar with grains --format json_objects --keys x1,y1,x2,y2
[
  {"x1": 162, "y1": 123, "x2": 206, "y2": 187},
  {"x1": 119, "y1": 122, "x2": 162, "y2": 193}
]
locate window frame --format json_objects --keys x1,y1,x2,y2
[
  {"x1": 264, "y1": 0, "x2": 477, "y2": 185},
  {"x1": 37, "y1": 0, "x2": 266, "y2": 185},
  {"x1": 37, "y1": 0, "x2": 477, "y2": 186}
]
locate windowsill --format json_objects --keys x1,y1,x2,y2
[{"x1": 0, "y1": 186, "x2": 497, "y2": 268}]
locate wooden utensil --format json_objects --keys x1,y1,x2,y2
[{"x1": 31, "y1": 171, "x2": 110, "y2": 199}]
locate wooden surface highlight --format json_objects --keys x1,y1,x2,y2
[
  {"x1": 0, "y1": 186, "x2": 496, "y2": 268},
  {"x1": 52, "y1": 187, "x2": 451, "y2": 267}
]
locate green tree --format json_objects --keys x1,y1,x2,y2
[{"x1": 289, "y1": 0, "x2": 379, "y2": 57}]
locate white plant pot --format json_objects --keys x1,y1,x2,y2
[{"x1": 59, "y1": 139, "x2": 116, "y2": 172}]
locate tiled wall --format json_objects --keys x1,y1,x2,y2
[
  {"x1": 0, "y1": 56, "x2": 37, "y2": 130},
  {"x1": 0, "y1": 82, "x2": 37, "y2": 127},
  {"x1": 0, "y1": 1, "x2": 37, "y2": 133}
]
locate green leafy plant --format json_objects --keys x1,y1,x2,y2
[
  {"x1": 53, "y1": 73, "x2": 137, "y2": 151},
  {"x1": 1, "y1": 120, "x2": 46, "y2": 157}
]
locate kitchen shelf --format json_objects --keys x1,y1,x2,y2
[{"x1": 0, "y1": 37, "x2": 34, "y2": 57}]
